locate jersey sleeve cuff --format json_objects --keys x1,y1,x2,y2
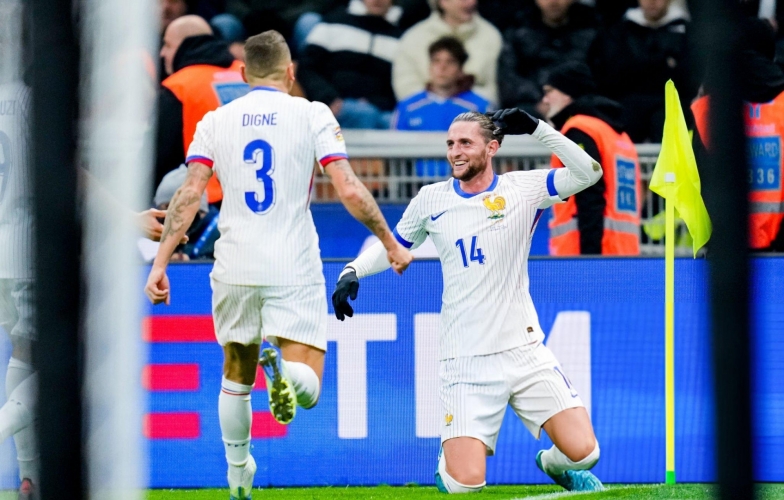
[
  {"x1": 186, "y1": 155, "x2": 214, "y2": 168},
  {"x1": 319, "y1": 153, "x2": 349, "y2": 167},
  {"x1": 546, "y1": 169, "x2": 563, "y2": 202},
  {"x1": 392, "y1": 228, "x2": 414, "y2": 248}
]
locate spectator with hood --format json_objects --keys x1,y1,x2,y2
[
  {"x1": 588, "y1": 0, "x2": 692, "y2": 142},
  {"x1": 692, "y1": 17, "x2": 784, "y2": 252},
  {"x1": 157, "y1": 15, "x2": 249, "y2": 203},
  {"x1": 525, "y1": 62, "x2": 641, "y2": 255},
  {"x1": 497, "y1": 0, "x2": 597, "y2": 116}
]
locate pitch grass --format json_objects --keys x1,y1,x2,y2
[{"x1": 146, "y1": 484, "x2": 784, "y2": 499}]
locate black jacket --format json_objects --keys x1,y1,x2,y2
[
  {"x1": 297, "y1": 10, "x2": 401, "y2": 111},
  {"x1": 155, "y1": 35, "x2": 235, "y2": 190},
  {"x1": 550, "y1": 95, "x2": 626, "y2": 254},
  {"x1": 497, "y1": 2, "x2": 597, "y2": 111},
  {"x1": 588, "y1": 8, "x2": 691, "y2": 101}
]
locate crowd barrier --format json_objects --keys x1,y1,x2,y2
[
  {"x1": 144, "y1": 257, "x2": 783, "y2": 487},
  {"x1": 310, "y1": 131, "x2": 672, "y2": 256}
]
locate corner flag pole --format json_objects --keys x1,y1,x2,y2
[{"x1": 664, "y1": 173, "x2": 676, "y2": 485}]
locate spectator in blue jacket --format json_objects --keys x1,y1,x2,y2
[{"x1": 392, "y1": 37, "x2": 489, "y2": 176}]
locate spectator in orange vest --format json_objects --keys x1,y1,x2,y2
[
  {"x1": 692, "y1": 18, "x2": 784, "y2": 251},
  {"x1": 540, "y1": 62, "x2": 641, "y2": 255},
  {"x1": 157, "y1": 15, "x2": 249, "y2": 204}
]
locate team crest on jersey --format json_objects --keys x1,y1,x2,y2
[
  {"x1": 334, "y1": 126, "x2": 344, "y2": 142},
  {"x1": 483, "y1": 194, "x2": 506, "y2": 221},
  {"x1": 445, "y1": 414, "x2": 453, "y2": 426}
]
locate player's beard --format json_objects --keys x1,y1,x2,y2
[{"x1": 451, "y1": 151, "x2": 488, "y2": 183}]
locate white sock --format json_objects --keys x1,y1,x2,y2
[
  {"x1": 5, "y1": 359, "x2": 38, "y2": 483},
  {"x1": 219, "y1": 377, "x2": 253, "y2": 467},
  {"x1": 282, "y1": 361, "x2": 320, "y2": 409},
  {"x1": 540, "y1": 442, "x2": 600, "y2": 476},
  {"x1": 437, "y1": 448, "x2": 485, "y2": 493}
]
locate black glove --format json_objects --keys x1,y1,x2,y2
[
  {"x1": 332, "y1": 268, "x2": 359, "y2": 321},
  {"x1": 486, "y1": 108, "x2": 539, "y2": 136}
]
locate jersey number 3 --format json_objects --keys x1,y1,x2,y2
[{"x1": 244, "y1": 139, "x2": 275, "y2": 214}]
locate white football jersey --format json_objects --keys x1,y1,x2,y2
[
  {"x1": 187, "y1": 87, "x2": 347, "y2": 286},
  {"x1": 394, "y1": 170, "x2": 562, "y2": 360},
  {"x1": 0, "y1": 81, "x2": 33, "y2": 279}
]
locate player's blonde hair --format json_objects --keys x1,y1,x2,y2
[
  {"x1": 452, "y1": 112, "x2": 504, "y2": 146},
  {"x1": 244, "y1": 30, "x2": 291, "y2": 80}
]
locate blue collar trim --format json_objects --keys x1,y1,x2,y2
[
  {"x1": 452, "y1": 174, "x2": 499, "y2": 199},
  {"x1": 251, "y1": 86, "x2": 282, "y2": 93}
]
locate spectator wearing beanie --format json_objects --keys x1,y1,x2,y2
[
  {"x1": 392, "y1": 36, "x2": 490, "y2": 176},
  {"x1": 587, "y1": 0, "x2": 693, "y2": 142},
  {"x1": 542, "y1": 62, "x2": 642, "y2": 256},
  {"x1": 392, "y1": 0, "x2": 502, "y2": 105},
  {"x1": 497, "y1": 0, "x2": 598, "y2": 116}
]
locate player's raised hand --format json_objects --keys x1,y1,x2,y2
[
  {"x1": 387, "y1": 244, "x2": 414, "y2": 275},
  {"x1": 486, "y1": 108, "x2": 539, "y2": 136},
  {"x1": 145, "y1": 266, "x2": 171, "y2": 305},
  {"x1": 137, "y1": 209, "x2": 188, "y2": 244},
  {"x1": 332, "y1": 268, "x2": 359, "y2": 321}
]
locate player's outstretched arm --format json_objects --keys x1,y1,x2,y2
[
  {"x1": 331, "y1": 241, "x2": 392, "y2": 320},
  {"x1": 324, "y1": 159, "x2": 413, "y2": 274},
  {"x1": 144, "y1": 162, "x2": 212, "y2": 305},
  {"x1": 489, "y1": 108, "x2": 602, "y2": 200}
]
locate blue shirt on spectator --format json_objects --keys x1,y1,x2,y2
[{"x1": 392, "y1": 90, "x2": 490, "y2": 176}]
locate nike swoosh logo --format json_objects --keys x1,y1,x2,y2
[{"x1": 430, "y1": 211, "x2": 447, "y2": 221}]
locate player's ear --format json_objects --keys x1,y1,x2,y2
[
  {"x1": 287, "y1": 62, "x2": 296, "y2": 82},
  {"x1": 486, "y1": 138, "x2": 500, "y2": 157},
  {"x1": 240, "y1": 64, "x2": 248, "y2": 84}
]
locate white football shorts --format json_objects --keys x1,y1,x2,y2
[
  {"x1": 211, "y1": 278, "x2": 327, "y2": 351},
  {"x1": 0, "y1": 279, "x2": 36, "y2": 341},
  {"x1": 439, "y1": 342, "x2": 584, "y2": 455}
]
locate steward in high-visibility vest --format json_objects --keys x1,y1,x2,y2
[
  {"x1": 690, "y1": 18, "x2": 784, "y2": 251},
  {"x1": 541, "y1": 62, "x2": 641, "y2": 255},
  {"x1": 157, "y1": 30, "x2": 249, "y2": 204},
  {"x1": 692, "y1": 93, "x2": 784, "y2": 250}
]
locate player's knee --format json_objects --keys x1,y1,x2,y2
[
  {"x1": 437, "y1": 451, "x2": 485, "y2": 493},
  {"x1": 449, "y1": 466, "x2": 485, "y2": 488},
  {"x1": 223, "y1": 343, "x2": 260, "y2": 385}
]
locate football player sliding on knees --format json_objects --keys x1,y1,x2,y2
[{"x1": 333, "y1": 108, "x2": 604, "y2": 493}]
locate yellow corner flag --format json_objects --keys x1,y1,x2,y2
[{"x1": 649, "y1": 80, "x2": 712, "y2": 256}]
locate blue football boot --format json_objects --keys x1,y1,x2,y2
[{"x1": 536, "y1": 450, "x2": 605, "y2": 492}]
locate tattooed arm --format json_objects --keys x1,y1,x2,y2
[
  {"x1": 145, "y1": 162, "x2": 213, "y2": 304},
  {"x1": 324, "y1": 159, "x2": 413, "y2": 274}
]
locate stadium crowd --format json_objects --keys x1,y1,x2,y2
[{"x1": 152, "y1": 0, "x2": 784, "y2": 258}]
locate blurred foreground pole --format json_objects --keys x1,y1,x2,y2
[
  {"x1": 687, "y1": 1, "x2": 754, "y2": 499},
  {"x1": 30, "y1": 0, "x2": 84, "y2": 498}
]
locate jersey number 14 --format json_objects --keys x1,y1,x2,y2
[
  {"x1": 244, "y1": 139, "x2": 275, "y2": 214},
  {"x1": 455, "y1": 236, "x2": 485, "y2": 267}
]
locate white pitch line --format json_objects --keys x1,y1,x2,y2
[{"x1": 512, "y1": 484, "x2": 661, "y2": 500}]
